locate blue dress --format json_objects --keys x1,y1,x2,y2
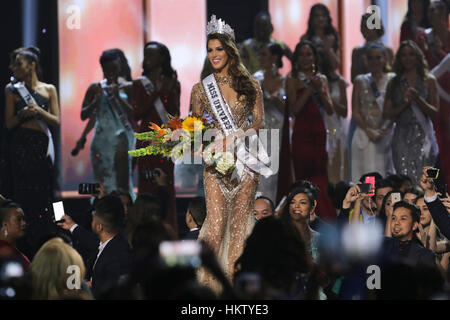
[{"x1": 90, "y1": 91, "x2": 135, "y2": 199}]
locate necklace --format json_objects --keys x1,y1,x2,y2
[{"x1": 215, "y1": 74, "x2": 232, "y2": 86}]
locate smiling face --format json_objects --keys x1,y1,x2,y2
[
  {"x1": 102, "y1": 59, "x2": 121, "y2": 84},
  {"x1": 399, "y1": 45, "x2": 418, "y2": 71},
  {"x1": 12, "y1": 56, "x2": 33, "y2": 80},
  {"x1": 297, "y1": 44, "x2": 315, "y2": 72},
  {"x1": 391, "y1": 207, "x2": 418, "y2": 241},
  {"x1": 207, "y1": 38, "x2": 230, "y2": 71},
  {"x1": 254, "y1": 198, "x2": 273, "y2": 220},
  {"x1": 416, "y1": 198, "x2": 432, "y2": 227},
  {"x1": 3, "y1": 208, "x2": 26, "y2": 242},
  {"x1": 289, "y1": 193, "x2": 314, "y2": 222},
  {"x1": 312, "y1": 7, "x2": 328, "y2": 30},
  {"x1": 258, "y1": 46, "x2": 275, "y2": 70},
  {"x1": 367, "y1": 48, "x2": 386, "y2": 73}
]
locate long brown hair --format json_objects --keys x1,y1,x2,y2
[
  {"x1": 206, "y1": 33, "x2": 256, "y2": 107},
  {"x1": 388, "y1": 40, "x2": 429, "y2": 98}
]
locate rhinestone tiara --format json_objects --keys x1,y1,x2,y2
[{"x1": 206, "y1": 14, "x2": 235, "y2": 41}]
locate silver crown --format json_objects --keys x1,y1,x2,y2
[{"x1": 206, "y1": 15, "x2": 235, "y2": 41}]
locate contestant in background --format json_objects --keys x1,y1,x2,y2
[
  {"x1": 351, "y1": 43, "x2": 396, "y2": 182},
  {"x1": 253, "y1": 42, "x2": 286, "y2": 203},
  {"x1": 240, "y1": 11, "x2": 292, "y2": 74},
  {"x1": 80, "y1": 49, "x2": 135, "y2": 200},
  {"x1": 5, "y1": 47, "x2": 59, "y2": 242},
  {"x1": 286, "y1": 41, "x2": 336, "y2": 222},
  {"x1": 132, "y1": 41, "x2": 180, "y2": 232},
  {"x1": 383, "y1": 41, "x2": 439, "y2": 184}
]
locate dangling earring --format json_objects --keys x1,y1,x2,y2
[
  {"x1": 312, "y1": 63, "x2": 317, "y2": 74},
  {"x1": 3, "y1": 229, "x2": 8, "y2": 237},
  {"x1": 272, "y1": 63, "x2": 277, "y2": 76}
]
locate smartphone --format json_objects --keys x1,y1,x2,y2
[
  {"x1": 364, "y1": 176, "x2": 376, "y2": 197},
  {"x1": 358, "y1": 183, "x2": 372, "y2": 194},
  {"x1": 78, "y1": 183, "x2": 100, "y2": 195},
  {"x1": 159, "y1": 240, "x2": 201, "y2": 268},
  {"x1": 391, "y1": 192, "x2": 402, "y2": 205},
  {"x1": 426, "y1": 168, "x2": 440, "y2": 180},
  {"x1": 52, "y1": 201, "x2": 65, "y2": 222}
]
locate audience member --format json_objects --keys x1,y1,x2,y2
[
  {"x1": 58, "y1": 195, "x2": 130, "y2": 299},
  {"x1": 0, "y1": 199, "x2": 30, "y2": 269},
  {"x1": 184, "y1": 197, "x2": 207, "y2": 240},
  {"x1": 31, "y1": 238, "x2": 91, "y2": 300},
  {"x1": 253, "y1": 196, "x2": 275, "y2": 221},
  {"x1": 403, "y1": 185, "x2": 424, "y2": 204}
]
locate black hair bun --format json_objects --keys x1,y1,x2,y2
[{"x1": 26, "y1": 46, "x2": 41, "y2": 58}]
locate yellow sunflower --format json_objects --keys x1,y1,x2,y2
[{"x1": 182, "y1": 116, "x2": 204, "y2": 132}]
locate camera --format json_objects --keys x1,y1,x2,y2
[
  {"x1": 78, "y1": 183, "x2": 100, "y2": 195},
  {"x1": 142, "y1": 169, "x2": 161, "y2": 181}
]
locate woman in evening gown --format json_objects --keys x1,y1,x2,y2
[{"x1": 191, "y1": 17, "x2": 267, "y2": 291}]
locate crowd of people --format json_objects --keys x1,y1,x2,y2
[{"x1": 0, "y1": 0, "x2": 449, "y2": 300}]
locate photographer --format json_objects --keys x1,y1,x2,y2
[{"x1": 421, "y1": 167, "x2": 450, "y2": 239}]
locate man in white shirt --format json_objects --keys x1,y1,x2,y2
[{"x1": 58, "y1": 194, "x2": 130, "y2": 299}]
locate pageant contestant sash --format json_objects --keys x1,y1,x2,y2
[
  {"x1": 100, "y1": 80, "x2": 132, "y2": 131},
  {"x1": 138, "y1": 76, "x2": 169, "y2": 124},
  {"x1": 202, "y1": 74, "x2": 273, "y2": 180},
  {"x1": 401, "y1": 76, "x2": 438, "y2": 157},
  {"x1": 13, "y1": 82, "x2": 55, "y2": 164}
]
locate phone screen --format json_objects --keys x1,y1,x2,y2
[
  {"x1": 52, "y1": 201, "x2": 65, "y2": 221},
  {"x1": 159, "y1": 240, "x2": 201, "y2": 268},
  {"x1": 359, "y1": 183, "x2": 372, "y2": 194},
  {"x1": 364, "y1": 176, "x2": 376, "y2": 196},
  {"x1": 426, "y1": 168, "x2": 439, "y2": 180},
  {"x1": 391, "y1": 192, "x2": 402, "y2": 204}
]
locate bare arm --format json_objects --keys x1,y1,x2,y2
[
  {"x1": 5, "y1": 87, "x2": 22, "y2": 130},
  {"x1": 317, "y1": 75, "x2": 333, "y2": 115},
  {"x1": 36, "y1": 85, "x2": 60, "y2": 127},
  {"x1": 286, "y1": 77, "x2": 313, "y2": 116},
  {"x1": 412, "y1": 76, "x2": 439, "y2": 118},
  {"x1": 383, "y1": 79, "x2": 409, "y2": 120},
  {"x1": 332, "y1": 78, "x2": 348, "y2": 118},
  {"x1": 81, "y1": 83, "x2": 102, "y2": 121},
  {"x1": 351, "y1": 78, "x2": 368, "y2": 131}
]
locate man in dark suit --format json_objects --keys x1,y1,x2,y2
[
  {"x1": 58, "y1": 195, "x2": 130, "y2": 299},
  {"x1": 381, "y1": 201, "x2": 436, "y2": 267},
  {"x1": 420, "y1": 167, "x2": 450, "y2": 239},
  {"x1": 183, "y1": 197, "x2": 206, "y2": 240}
]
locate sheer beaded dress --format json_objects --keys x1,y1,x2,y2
[{"x1": 190, "y1": 74, "x2": 264, "y2": 292}]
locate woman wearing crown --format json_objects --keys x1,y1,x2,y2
[{"x1": 190, "y1": 15, "x2": 270, "y2": 290}]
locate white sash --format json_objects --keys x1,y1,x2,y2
[
  {"x1": 100, "y1": 80, "x2": 132, "y2": 130},
  {"x1": 138, "y1": 76, "x2": 169, "y2": 124},
  {"x1": 202, "y1": 74, "x2": 273, "y2": 180},
  {"x1": 401, "y1": 76, "x2": 439, "y2": 157},
  {"x1": 13, "y1": 82, "x2": 55, "y2": 164}
]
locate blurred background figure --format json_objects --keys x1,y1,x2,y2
[
  {"x1": 241, "y1": 11, "x2": 292, "y2": 74},
  {"x1": 183, "y1": 197, "x2": 207, "y2": 240},
  {"x1": 253, "y1": 42, "x2": 286, "y2": 203}
]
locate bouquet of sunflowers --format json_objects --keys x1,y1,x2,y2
[{"x1": 128, "y1": 115, "x2": 236, "y2": 176}]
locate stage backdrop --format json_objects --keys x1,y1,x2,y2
[{"x1": 58, "y1": 0, "x2": 206, "y2": 193}]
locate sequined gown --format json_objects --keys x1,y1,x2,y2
[
  {"x1": 292, "y1": 88, "x2": 336, "y2": 222},
  {"x1": 326, "y1": 77, "x2": 349, "y2": 184},
  {"x1": 253, "y1": 70, "x2": 286, "y2": 203},
  {"x1": 390, "y1": 76, "x2": 438, "y2": 184},
  {"x1": 351, "y1": 73, "x2": 395, "y2": 182},
  {"x1": 90, "y1": 90, "x2": 135, "y2": 198},
  {"x1": 190, "y1": 75, "x2": 263, "y2": 288}
]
